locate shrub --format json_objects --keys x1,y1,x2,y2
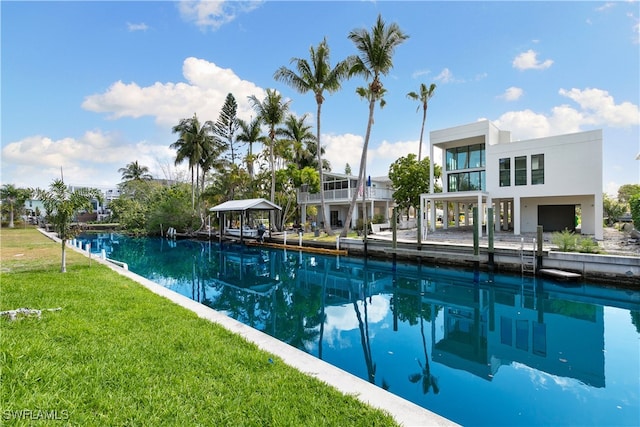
[
  {"x1": 551, "y1": 229, "x2": 577, "y2": 252},
  {"x1": 578, "y1": 237, "x2": 601, "y2": 254}
]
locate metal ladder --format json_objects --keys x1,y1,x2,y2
[{"x1": 520, "y1": 237, "x2": 536, "y2": 275}]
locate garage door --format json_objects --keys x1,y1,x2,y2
[{"x1": 538, "y1": 205, "x2": 575, "y2": 232}]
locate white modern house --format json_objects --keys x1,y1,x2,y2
[
  {"x1": 421, "y1": 120, "x2": 603, "y2": 240},
  {"x1": 297, "y1": 172, "x2": 395, "y2": 229}
]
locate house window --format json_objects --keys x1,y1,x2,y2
[
  {"x1": 445, "y1": 144, "x2": 485, "y2": 171},
  {"x1": 447, "y1": 171, "x2": 485, "y2": 192},
  {"x1": 515, "y1": 156, "x2": 527, "y2": 186},
  {"x1": 531, "y1": 154, "x2": 544, "y2": 185},
  {"x1": 499, "y1": 158, "x2": 511, "y2": 187}
]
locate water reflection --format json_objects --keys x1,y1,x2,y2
[{"x1": 79, "y1": 233, "x2": 640, "y2": 426}]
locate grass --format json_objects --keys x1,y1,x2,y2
[{"x1": 0, "y1": 227, "x2": 398, "y2": 426}]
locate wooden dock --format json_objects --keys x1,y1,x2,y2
[{"x1": 246, "y1": 240, "x2": 348, "y2": 256}]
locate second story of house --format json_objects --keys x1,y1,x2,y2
[
  {"x1": 297, "y1": 172, "x2": 394, "y2": 205},
  {"x1": 430, "y1": 120, "x2": 603, "y2": 198}
]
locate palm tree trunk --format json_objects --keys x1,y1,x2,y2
[
  {"x1": 8, "y1": 205, "x2": 15, "y2": 228},
  {"x1": 418, "y1": 106, "x2": 426, "y2": 161},
  {"x1": 341, "y1": 98, "x2": 376, "y2": 237},
  {"x1": 60, "y1": 239, "x2": 67, "y2": 273},
  {"x1": 317, "y1": 101, "x2": 334, "y2": 236}
]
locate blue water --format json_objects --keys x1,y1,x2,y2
[{"x1": 78, "y1": 233, "x2": 640, "y2": 427}]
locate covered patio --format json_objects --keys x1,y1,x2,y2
[{"x1": 209, "y1": 198, "x2": 282, "y2": 243}]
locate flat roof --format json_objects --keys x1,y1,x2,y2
[{"x1": 209, "y1": 198, "x2": 281, "y2": 212}]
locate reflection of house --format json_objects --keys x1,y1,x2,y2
[
  {"x1": 297, "y1": 172, "x2": 394, "y2": 229},
  {"x1": 421, "y1": 120, "x2": 603, "y2": 239}
]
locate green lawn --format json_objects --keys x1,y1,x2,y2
[{"x1": 0, "y1": 227, "x2": 398, "y2": 426}]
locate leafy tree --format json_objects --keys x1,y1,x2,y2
[
  {"x1": 274, "y1": 38, "x2": 352, "y2": 236},
  {"x1": 407, "y1": 83, "x2": 436, "y2": 161},
  {"x1": 146, "y1": 183, "x2": 199, "y2": 235},
  {"x1": 118, "y1": 161, "x2": 153, "y2": 182},
  {"x1": 618, "y1": 184, "x2": 640, "y2": 205},
  {"x1": 630, "y1": 194, "x2": 640, "y2": 229},
  {"x1": 35, "y1": 179, "x2": 102, "y2": 272},
  {"x1": 248, "y1": 89, "x2": 290, "y2": 207},
  {"x1": 1, "y1": 184, "x2": 32, "y2": 228},
  {"x1": 341, "y1": 14, "x2": 409, "y2": 237},
  {"x1": 109, "y1": 197, "x2": 148, "y2": 235},
  {"x1": 171, "y1": 113, "x2": 216, "y2": 210},
  {"x1": 345, "y1": 163, "x2": 352, "y2": 175},
  {"x1": 389, "y1": 154, "x2": 441, "y2": 219},
  {"x1": 603, "y1": 194, "x2": 627, "y2": 226}
]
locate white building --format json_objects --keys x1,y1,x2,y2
[
  {"x1": 421, "y1": 120, "x2": 603, "y2": 240},
  {"x1": 297, "y1": 172, "x2": 394, "y2": 229}
]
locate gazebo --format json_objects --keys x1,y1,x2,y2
[{"x1": 209, "y1": 198, "x2": 282, "y2": 243}]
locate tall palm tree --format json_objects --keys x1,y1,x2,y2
[
  {"x1": 274, "y1": 38, "x2": 352, "y2": 236},
  {"x1": 36, "y1": 179, "x2": 102, "y2": 272},
  {"x1": 341, "y1": 14, "x2": 409, "y2": 237},
  {"x1": 118, "y1": 161, "x2": 153, "y2": 182},
  {"x1": 171, "y1": 113, "x2": 215, "y2": 210},
  {"x1": 1, "y1": 184, "x2": 32, "y2": 228},
  {"x1": 407, "y1": 83, "x2": 437, "y2": 161},
  {"x1": 248, "y1": 89, "x2": 290, "y2": 206},
  {"x1": 237, "y1": 117, "x2": 263, "y2": 179},
  {"x1": 276, "y1": 113, "x2": 316, "y2": 170}
]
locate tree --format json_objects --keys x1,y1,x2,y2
[
  {"x1": 618, "y1": 184, "x2": 640, "y2": 205},
  {"x1": 1, "y1": 184, "x2": 32, "y2": 228},
  {"x1": 345, "y1": 163, "x2": 352, "y2": 175},
  {"x1": 36, "y1": 179, "x2": 102, "y2": 272},
  {"x1": 118, "y1": 161, "x2": 153, "y2": 182},
  {"x1": 274, "y1": 38, "x2": 352, "y2": 236},
  {"x1": 388, "y1": 154, "x2": 441, "y2": 219},
  {"x1": 407, "y1": 83, "x2": 436, "y2": 162},
  {"x1": 277, "y1": 113, "x2": 316, "y2": 170},
  {"x1": 214, "y1": 93, "x2": 241, "y2": 166},
  {"x1": 236, "y1": 116, "x2": 263, "y2": 179},
  {"x1": 171, "y1": 113, "x2": 216, "y2": 210},
  {"x1": 603, "y1": 194, "x2": 627, "y2": 226},
  {"x1": 248, "y1": 89, "x2": 290, "y2": 206},
  {"x1": 341, "y1": 14, "x2": 409, "y2": 237}
]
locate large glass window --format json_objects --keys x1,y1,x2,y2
[
  {"x1": 515, "y1": 156, "x2": 527, "y2": 186},
  {"x1": 445, "y1": 144, "x2": 485, "y2": 171},
  {"x1": 499, "y1": 158, "x2": 511, "y2": 187},
  {"x1": 531, "y1": 154, "x2": 544, "y2": 185},
  {"x1": 447, "y1": 171, "x2": 485, "y2": 192}
]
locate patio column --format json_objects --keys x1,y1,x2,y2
[
  {"x1": 477, "y1": 193, "x2": 483, "y2": 238},
  {"x1": 513, "y1": 196, "x2": 521, "y2": 235}
]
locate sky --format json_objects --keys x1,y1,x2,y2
[{"x1": 2, "y1": 1, "x2": 639, "y2": 197}]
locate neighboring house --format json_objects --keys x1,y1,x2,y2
[
  {"x1": 421, "y1": 120, "x2": 603, "y2": 240},
  {"x1": 297, "y1": 172, "x2": 395, "y2": 229}
]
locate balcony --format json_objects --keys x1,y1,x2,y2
[{"x1": 297, "y1": 187, "x2": 394, "y2": 204}]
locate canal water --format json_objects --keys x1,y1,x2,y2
[{"x1": 78, "y1": 233, "x2": 640, "y2": 427}]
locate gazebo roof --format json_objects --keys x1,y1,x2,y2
[{"x1": 209, "y1": 198, "x2": 281, "y2": 213}]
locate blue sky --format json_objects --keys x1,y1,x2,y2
[{"x1": 2, "y1": 1, "x2": 639, "y2": 196}]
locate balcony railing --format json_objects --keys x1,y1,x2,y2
[{"x1": 297, "y1": 187, "x2": 394, "y2": 204}]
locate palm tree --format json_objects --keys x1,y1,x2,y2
[
  {"x1": 1, "y1": 184, "x2": 32, "y2": 228},
  {"x1": 276, "y1": 113, "x2": 316, "y2": 170},
  {"x1": 118, "y1": 161, "x2": 153, "y2": 182},
  {"x1": 341, "y1": 14, "x2": 409, "y2": 237},
  {"x1": 237, "y1": 117, "x2": 263, "y2": 179},
  {"x1": 171, "y1": 113, "x2": 216, "y2": 210},
  {"x1": 248, "y1": 89, "x2": 290, "y2": 206},
  {"x1": 36, "y1": 179, "x2": 102, "y2": 272},
  {"x1": 407, "y1": 83, "x2": 437, "y2": 161},
  {"x1": 274, "y1": 38, "x2": 352, "y2": 236}
]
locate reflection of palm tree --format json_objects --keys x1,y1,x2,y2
[{"x1": 409, "y1": 305, "x2": 439, "y2": 394}]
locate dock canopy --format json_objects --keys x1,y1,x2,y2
[{"x1": 209, "y1": 198, "x2": 282, "y2": 213}]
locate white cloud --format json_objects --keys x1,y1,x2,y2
[
  {"x1": 127, "y1": 22, "x2": 149, "y2": 32},
  {"x1": 512, "y1": 49, "x2": 554, "y2": 71},
  {"x1": 595, "y1": 2, "x2": 616, "y2": 12},
  {"x1": 82, "y1": 57, "x2": 266, "y2": 128},
  {"x1": 411, "y1": 69, "x2": 430, "y2": 79},
  {"x1": 1, "y1": 131, "x2": 176, "y2": 189},
  {"x1": 434, "y1": 68, "x2": 462, "y2": 83},
  {"x1": 178, "y1": 0, "x2": 262, "y2": 31},
  {"x1": 322, "y1": 133, "x2": 364, "y2": 174},
  {"x1": 499, "y1": 86, "x2": 524, "y2": 101},
  {"x1": 494, "y1": 87, "x2": 639, "y2": 140}
]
